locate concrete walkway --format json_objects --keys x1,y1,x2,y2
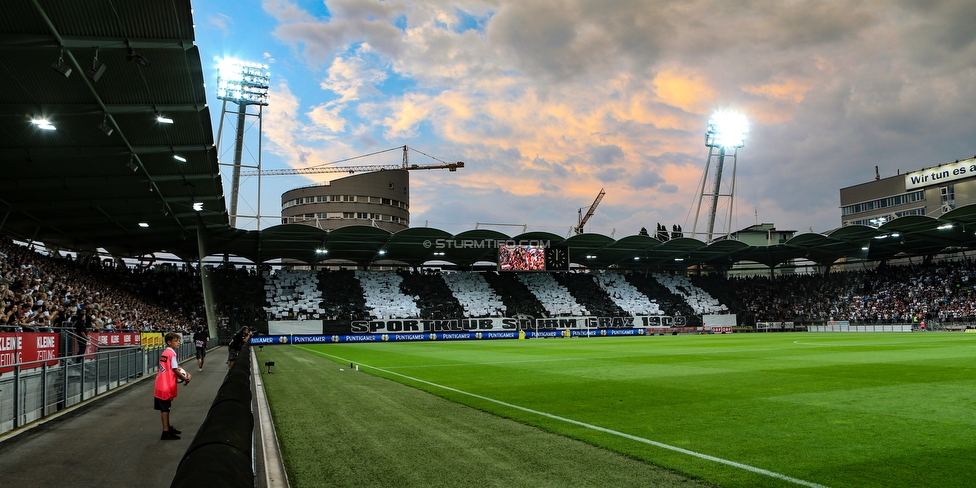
[{"x1": 0, "y1": 348, "x2": 232, "y2": 488}]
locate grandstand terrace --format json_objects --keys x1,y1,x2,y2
[
  {"x1": 5, "y1": 231, "x2": 973, "y2": 340},
  {"x1": 251, "y1": 261, "x2": 976, "y2": 330}
]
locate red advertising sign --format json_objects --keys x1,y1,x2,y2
[
  {"x1": 0, "y1": 333, "x2": 59, "y2": 373},
  {"x1": 90, "y1": 332, "x2": 142, "y2": 347}
]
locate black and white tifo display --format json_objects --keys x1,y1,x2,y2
[{"x1": 256, "y1": 269, "x2": 735, "y2": 344}]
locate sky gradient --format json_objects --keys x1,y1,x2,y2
[{"x1": 192, "y1": 0, "x2": 976, "y2": 238}]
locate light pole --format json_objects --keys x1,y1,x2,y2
[
  {"x1": 691, "y1": 111, "x2": 748, "y2": 243},
  {"x1": 214, "y1": 58, "x2": 270, "y2": 229}
]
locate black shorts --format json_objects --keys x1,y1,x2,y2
[
  {"x1": 154, "y1": 397, "x2": 172, "y2": 412},
  {"x1": 227, "y1": 348, "x2": 240, "y2": 362},
  {"x1": 196, "y1": 348, "x2": 206, "y2": 360}
]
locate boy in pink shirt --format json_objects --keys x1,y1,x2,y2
[{"x1": 154, "y1": 332, "x2": 192, "y2": 440}]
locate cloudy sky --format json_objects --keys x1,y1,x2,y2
[{"x1": 192, "y1": 0, "x2": 976, "y2": 238}]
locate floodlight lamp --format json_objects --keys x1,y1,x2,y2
[
  {"x1": 937, "y1": 223, "x2": 953, "y2": 230},
  {"x1": 192, "y1": 202, "x2": 204, "y2": 212},
  {"x1": 138, "y1": 222, "x2": 149, "y2": 228},
  {"x1": 156, "y1": 114, "x2": 174, "y2": 124},
  {"x1": 86, "y1": 47, "x2": 106, "y2": 82},
  {"x1": 51, "y1": 48, "x2": 72, "y2": 78},
  {"x1": 125, "y1": 46, "x2": 150, "y2": 66},
  {"x1": 99, "y1": 115, "x2": 113, "y2": 136},
  {"x1": 215, "y1": 57, "x2": 271, "y2": 105},
  {"x1": 705, "y1": 111, "x2": 748, "y2": 149},
  {"x1": 126, "y1": 155, "x2": 138, "y2": 172},
  {"x1": 173, "y1": 154, "x2": 187, "y2": 163},
  {"x1": 316, "y1": 249, "x2": 328, "y2": 254},
  {"x1": 378, "y1": 250, "x2": 387, "y2": 256}
]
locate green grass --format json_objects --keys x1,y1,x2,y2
[{"x1": 257, "y1": 333, "x2": 976, "y2": 487}]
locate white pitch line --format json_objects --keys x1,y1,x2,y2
[
  {"x1": 297, "y1": 346, "x2": 829, "y2": 488},
  {"x1": 381, "y1": 356, "x2": 589, "y2": 369}
]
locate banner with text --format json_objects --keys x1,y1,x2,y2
[
  {"x1": 141, "y1": 332, "x2": 164, "y2": 350},
  {"x1": 90, "y1": 332, "x2": 142, "y2": 347},
  {"x1": 250, "y1": 328, "x2": 667, "y2": 345},
  {"x1": 0, "y1": 333, "x2": 59, "y2": 373},
  {"x1": 905, "y1": 157, "x2": 976, "y2": 190},
  {"x1": 349, "y1": 315, "x2": 685, "y2": 334}
]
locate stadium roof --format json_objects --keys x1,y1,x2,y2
[
  {"x1": 210, "y1": 215, "x2": 976, "y2": 269},
  {"x1": 5, "y1": 1, "x2": 976, "y2": 269},
  {"x1": 0, "y1": 0, "x2": 226, "y2": 261}
]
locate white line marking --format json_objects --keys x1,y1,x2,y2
[{"x1": 296, "y1": 346, "x2": 829, "y2": 488}]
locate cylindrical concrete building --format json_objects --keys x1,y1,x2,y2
[{"x1": 281, "y1": 170, "x2": 409, "y2": 232}]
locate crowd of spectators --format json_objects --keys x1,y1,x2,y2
[
  {"x1": 696, "y1": 260, "x2": 976, "y2": 324},
  {"x1": 0, "y1": 237, "x2": 204, "y2": 334}
]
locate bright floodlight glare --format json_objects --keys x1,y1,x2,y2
[
  {"x1": 706, "y1": 111, "x2": 748, "y2": 149},
  {"x1": 32, "y1": 118, "x2": 56, "y2": 131},
  {"x1": 192, "y1": 202, "x2": 204, "y2": 212},
  {"x1": 215, "y1": 57, "x2": 270, "y2": 106}
]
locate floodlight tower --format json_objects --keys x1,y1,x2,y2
[
  {"x1": 690, "y1": 111, "x2": 748, "y2": 243},
  {"x1": 214, "y1": 58, "x2": 270, "y2": 228}
]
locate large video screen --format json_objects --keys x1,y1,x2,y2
[{"x1": 498, "y1": 244, "x2": 546, "y2": 271}]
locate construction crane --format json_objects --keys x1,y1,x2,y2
[
  {"x1": 574, "y1": 188, "x2": 605, "y2": 235},
  {"x1": 240, "y1": 145, "x2": 463, "y2": 176}
]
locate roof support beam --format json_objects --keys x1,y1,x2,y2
[
  {"x1": 0, "y1": 33, "x2": 194, "y2": 51},
  {"x1": 0, "y1": 145, "x2": 213, "y2": 161},
  {"x1": 0, "y1": 103, "x2": 206, "y2": 115}
]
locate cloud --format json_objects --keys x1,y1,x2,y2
[
  {"x1": 319, "y1": 52, "x2": 388, "y2": 104},
  {"x1": 207, "y1": 13, "x2": 233, "y2": 36},
  {"x1": 244, "y1": 0, "x2": 976, "y2": 236},
  {"x1": 265, "y1": 0, "x2": 405, "y2": 67}
]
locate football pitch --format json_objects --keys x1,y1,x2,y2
[{"x1": 256, "y1": 333, "x2": 976, "y2": 488}]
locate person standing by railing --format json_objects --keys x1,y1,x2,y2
[
  {"x1": 155, "y1": 332, "x2": 191, "y2": 440},
  {"x1": 226, "y1": 326, "x2": 251, "y2": 370},
  {"x1": 70, "y1": 309, "x2": 89, "y2": 359}
]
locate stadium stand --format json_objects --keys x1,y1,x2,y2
[
  {"x1": 210, "y1": 265, "x2": 267, "y2": 332},
  {"x1": 317, "y1": 269, "x2": 370, "y2": 320},
  {"x1": 480, "y1": 271, "x2": 549, "y2": 317},
  {"x1": 694, "y1": 260, "x2": 976, "y2": 325},
  {"x1": 552, "y1": 272, "x2": 628, "y2": 317},
  {"x1": 397, "y1": 269, "x2": 466, "y2": 319},
  {"x1": 624, "y1": 273, "x2": 699, "y2": 324},
  {"x1": 263, "y1": 268, "x2": 323, "y2": 320},
  {"x1": 0, "y1": 238, "x2": 202, "y2": 336},
  {"x1": 652, "y1": 273, "x2": 728, "y2": 315},
  {"x1": 517, "y1": 272, "x2": 588, "y2": 317},
  {"x1": 592, "y1": 272, "x2": 664, "y2": 316},
  {"x1": 191, "y1": 258, "x2": 976, "y2": 329},
  {"x1": 355, "y1": 270, "x2": 422, "y2": 320},
  {"x1": 441, "y1": 271, "x2": 508, "y2": 317}
]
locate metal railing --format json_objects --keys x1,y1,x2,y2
[{"x1": 0, "y1": 339, "x2": 199, "y2": 436}]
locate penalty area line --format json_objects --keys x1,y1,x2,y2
[{"x1": 298, "y1": 346, "x2": 828, "y2": 488}]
